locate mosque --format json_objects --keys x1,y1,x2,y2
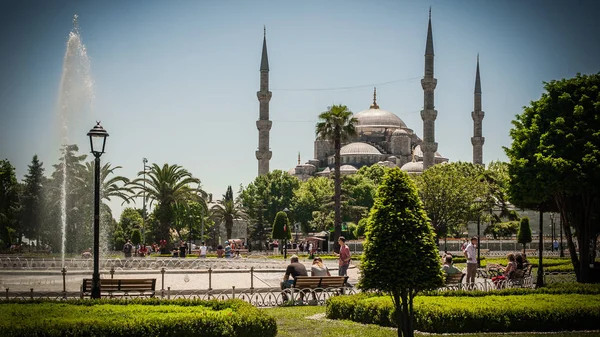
[{"x1": 256, "y1": 10, "x2": 485, "y2": 180}]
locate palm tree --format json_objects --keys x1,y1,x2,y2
[
  {"x1": 211, "y1": 185, "x2": 246, "y2": 240},
  {"x1": 315, "y1": 104, "x2": 358, "y2": 252},
  {"x1": 131, "y1": 163, "x2": 202, "y2": 243},
  {"x1": 78, "y1": 162, "x2": 134, "y2": 206}
]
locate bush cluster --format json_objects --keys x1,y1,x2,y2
[
  {"x1": 326, "y1": 286, "x2": 600, "y2": 333},
  {"x1": 0, "y1": 299, "x2": 277, "y2": 337}
]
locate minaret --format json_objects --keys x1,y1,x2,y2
[
  {"x1": 471, "y1": 54, "x2": 485, "y2": 165},
  {"x1": 420, "y1": 7, "x2": 438, "y2": 170},
  {"x1": 256, "y1": 27, "x2": 272, "y2": 176}
]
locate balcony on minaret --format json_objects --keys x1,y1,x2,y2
[
  {"x1": 256, "y1": 120, "x2": 272, "y2": 131},
  {"x1": 471, "y1": 137, "x2": 485, "y2": 146},
  {"x1": 256, "y1": 91, "x2": 272, "y2": 101},
  {"x1": 420, "y1": 78, "x2": 437, "y2": 91},
  {"x1": 471, "y1": 110, "x2": 485, "y2": 121},
  {"x1": 255, "y1": 150, "x2": 273, "y2": 160}
]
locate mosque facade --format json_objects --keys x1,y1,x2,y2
[{"x1": 257, "y1": 11, "x2": 484, "y2": 179}]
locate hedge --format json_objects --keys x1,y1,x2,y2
[
  {"x1": 422, "y1": 282, "x2": 600, "y2": 297},
  {"x1": 0, "y1": 299, "x2": 277, "y2": 337},
  {"x1": 326, "y1": 291, "x2": 600, "y2": 333}
]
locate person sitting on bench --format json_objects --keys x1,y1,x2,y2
[
  {"x1": 442, "y1": 255, "x2": 461, "y2": 275},
  {"x1": 280, "y1": 255, "x2": 307, "y2": 289}
]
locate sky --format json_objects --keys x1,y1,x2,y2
[{"x1": 1, "y1": 0, "x2": 599, "y2": 219}]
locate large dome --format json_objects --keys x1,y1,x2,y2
[
  {"x1": 340, "y1": 142, "x2": 381, "y2": 155},
  {"x1": 354, "y1": 106, "x2": 407, "y2": 129}
]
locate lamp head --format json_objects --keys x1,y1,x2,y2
[{"x1": 87, "y1": 121, "x2": 109, "y2": 157}]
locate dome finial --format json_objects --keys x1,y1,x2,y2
[
  {"x1": 298, "y1": 152, "x2": 301, "y2": 165},
  {"x1": 370, "y1": 87, "x2": 379, "y2": 109}
]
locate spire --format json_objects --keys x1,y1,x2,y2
[
  {"x1": 475, "y1": 53, "x2": 481, "y2": 94},
  {"x1": 298, "y1": 152, "x2": 301, "y2": 165},
  {"x1": 260, "y1": 26, "x2": 269, "y2": 71},
  {"x1": 370, "y1": 87, "x2": 379, "y2": 109},
  {"x1": 425, "y1": 7, "x2": 434, "y2": 56}
]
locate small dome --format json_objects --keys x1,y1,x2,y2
[
  {"x1": 340, "y1": 165, "x2": 358, "y2": 173},
  {"x1": 340, "y1": 142, "x2": 381, "y2": 155},
  {"x1": 392, "y1": 129, "x2": 409, "y2": 137},
  {"x1": 413, "y1": 145, "x2": 444, "y2": 158},
  {"x1": 287, "y1": 168, "x2": 296, "y2": 175},
  {"x1": 400, "y1": 161, "x2": 424, "y2": 174}
]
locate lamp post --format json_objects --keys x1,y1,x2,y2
[
  {"x1": 550, "y1": 213, "x2": 555, "y2": 251},
  {"x1": 537, "y1": 210, "x2": 545, "y2": 288},
  {"x1": 188, "y1": 214, "x2": 193, "y2": 254},
  {"x1": 559, "y1": 214, "x2": 564, "y2": 257},
  {"x1": 474, "y1": 197, "x2": 483, "y2": 267},
  {"x1": 87, "y1": 121, "x2": 109, "y2": 299},
  {"x1": 142, "y1": 158, "x2": 148, "y2": 244},
  {"x1": 295, "y1": 223, "x2": 299, "y2": 243}
]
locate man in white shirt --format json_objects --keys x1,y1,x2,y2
[
  {"x1": 199, "y1": 242, "x2": 207, "y2": 258},
  {"x1": 464, "y1": 236, "x2": 478, "y2": 284}
]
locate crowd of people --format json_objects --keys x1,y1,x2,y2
[{"x1": 440, "y1": 236, "x2": 530, "y2": 288}]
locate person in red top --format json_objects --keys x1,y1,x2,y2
[{"x1": 334, "y1": 236, "x2": 351, "y2": 277}]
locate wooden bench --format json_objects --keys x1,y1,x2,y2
[
  {"x1": 284, "y1": 276, "x2": 350, "y2": 304},
  {"x1": 509, "y1": 264, "x2": 533, "y2": 288},
  {"x1": 445, "y1": 272, "x2": 465, "y2": 285},
  {"x1": 292, "y1": 276, "x2": 349, "y2": 290},
  {"x1": 81, "y1": 278, "x2": 156, "y2": 298}
]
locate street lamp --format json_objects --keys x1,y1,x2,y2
[
  {"x1": 142, "y1": 158, "x2": 148, "y2": 244},
  {"x1": 474, "y1": 197, "x2": 484, "y2": 267},
  {"x1": 189, "y1": 214, "x2": 193, "y2": 254},
  {"x1": 559, "y1": 214, "x2": 564, "y2": 258},
  {"x1": 87, "y1": 121, "x2": 109, "y2": 299}
]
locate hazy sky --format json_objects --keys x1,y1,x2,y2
[{"x1": 1, "y1": 0, "x2": 599, "y2": 219}]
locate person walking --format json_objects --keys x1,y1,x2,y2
[
  {"x1": 199, "y1": 242, "x2": 207, "y2": 258},
  {"x1": 122, "y1": 240, "x2": 133, "y2": 258},
  {"x1": 464, "y1": 236, "x2": 478, "y2": 285},
  {"x1": 334, "y1": 236, "x2": 352, "y2": 286}
]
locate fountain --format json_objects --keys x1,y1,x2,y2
[{"x1": 57, "y1": 15, "x2": 94, "y2": 267}]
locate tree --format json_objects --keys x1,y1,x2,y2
[
  {"x1": 131, "y1": 228, "x2": 141, "y2": 247},
  {"x1": 0, "y1": 159, "x2": 21, "y2": 247},
  {"x1": 517, "y1": 217, "x2": 532, "y2": 254},
  {"x1": 211, "y1": 185, "x2": 246, "y2": 240},
  {"x1": 272, "y1": 211, "x2": 291, "y2": 257},
  {"x1": 505, "y1": 73, "x2": 600, "y2": 283},
  {"x1": 131, "y1": 163, "x2": 201, "y2": 244},
  {"x1": 356, "y1": 163, "x2": 391, "y2": 186},
  {"x1": 292, "y1": 177, "x2": 333, "y2": 232},
  {"x1": 415, "y1": 162, "x2": 484, "y2": 249},
  {"x1": 359, "y1": 168, "x2": 443, "y2": 337},
  {"x1": 239, "y1": 170, "x2": 300, "y2": 244},
  {"x1": 485, "y1": 221, "x2": 519, "y2": 239},
  {"x1": 20, "y1": 155, "x2": 45, "y2": 244},
  {"x1": 315, "y1": 104, "x2": 358, "y2": 253},
  {"x1": 119, "y1": 208, "x2": 143, "y2": 240}
]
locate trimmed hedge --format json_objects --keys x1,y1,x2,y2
[
  {"x1": 422, "y1": 282, "x2": 600, "y2": 297},
  {"x1": 0, "y1": 298, "x2": 277, "y2": 337},
  {"x1": 326, "y1": 291, "x2": 600, "y2": 333}
]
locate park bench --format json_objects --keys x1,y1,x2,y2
[
  {"x1": 509, "y1": 264, "x2": 533, "y2": 288},
  {"x1": 292, "y1": 276, "x2": 348, "y2": 290},
  {"x1": 283, "y1": 276, "x2": 349, "y2": 304},
  {"x1": 445, "y1": 272, "x2": 465, "y2": 285},
  {"x1": 81, "y1": 278, "x2": 156, "y2": 298}
]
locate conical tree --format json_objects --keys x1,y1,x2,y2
[
  {"x1": 272, "y1": 211, "x2": 291, "y2": 257},
  {"x1": 359, "y1": 168, "x2": 443, "y2": 337},
  {"x1": 517, "y1": 216, "x2": 532, "y2": 254}
]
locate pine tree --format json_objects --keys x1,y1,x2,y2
[
  {"x1": 20, "y1": 155, "x2": 45, "y2": 244},
  {"x1": 517, "y1": 216, "x2": 532, "y2": 254},
  {"x1": 359, "y1": 168, "x2": 443, "y2": 337}
]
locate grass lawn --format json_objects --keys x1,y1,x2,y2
[{"x1": 263, "y1": 306, "x2": 600, "y2": 337}]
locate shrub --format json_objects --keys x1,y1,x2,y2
[
  {"x1": 327, "y1": 292, "x2": 600, "y2": 333},
  {"x1": 0, "y1": 299, "x2": 277, "y2": 337}
]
